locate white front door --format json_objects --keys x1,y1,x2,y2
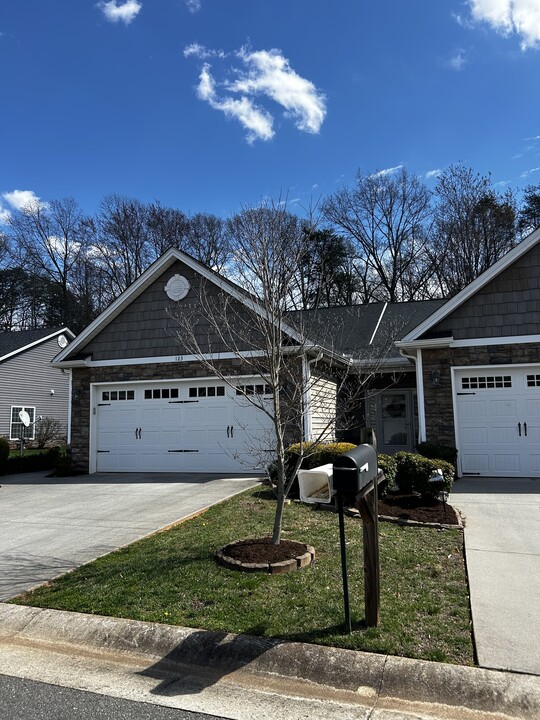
[
  {"x1": 454, "y1": 366, "x2": 540, "y2": 477},
  {"x1": 94, "y1": 379, "x2": 275, "y2": 473}
]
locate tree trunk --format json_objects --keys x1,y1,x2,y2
[{"x1": 272, "y1": 490, "x2": 285, "y2": 545}]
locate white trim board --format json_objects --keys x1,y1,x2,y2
[{"x1": 400, "y1": 226, "x2": 540, "y2": 343}]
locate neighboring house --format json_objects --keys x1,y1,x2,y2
[
  {"x1": 397, "y1": 226, "x2": 540, "y2": 478},
  {"x1": 0, "y1": 327, "x2": 74, "y2": 444},
  {"x1": 53, "y1": 227, "x2": 540, "y2": 478}
]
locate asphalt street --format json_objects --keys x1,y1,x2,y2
[{"x1": 0, "y1": 675, "x2": 220, "y2": 720}]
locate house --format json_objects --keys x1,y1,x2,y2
[
  {"x1": 53, "y1": 227, "x2": 540, "y2": 478},
  {"x1": 0, "y1": 327, "x2": 74, "y2": 444}
]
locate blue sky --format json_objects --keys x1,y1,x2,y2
[{"x1": 1, "y1": 1, "x2": 539, "y2": 223}]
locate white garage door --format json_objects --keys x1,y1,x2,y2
[
  {"x1": 454, "y1": 366, "x2": 540, "y2": 477},
  {"x1": 93, "y1": 378, "x2": 275, "y2": 473}
]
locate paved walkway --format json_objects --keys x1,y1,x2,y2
[
  {"x1": 450, "y1": 476, "x2": 540, "y2": 675},
  {"x1": 0, "y1": 471, "x2": 261, "y2": 601}
]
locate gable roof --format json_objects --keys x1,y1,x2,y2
[
  {"x1": 54, "y1": 247, "x2": 307, "y2": 365},
  {"x1": 399, "y1": 226, "x2": 540, "y2": 345},
  {"x1": 0, "y1": 327, "x2": 74, "y2": 364}
]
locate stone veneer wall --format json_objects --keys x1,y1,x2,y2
[
  {"x1": 70, "y1": 359, "x2": 253, "y2": 473},
  {"x1": 422, "y1": 343, "x2": 540, "y2": 447}
]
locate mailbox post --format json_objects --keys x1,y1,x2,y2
[{"x1": 333, "y1": 444, "x2": 381, "y2": 630}]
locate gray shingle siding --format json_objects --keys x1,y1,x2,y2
[
  {"x1": 429, "y1": 241, "x2": 540, "y2": 340},
  {"x1": 0, "y1": 336, "x2": 70, "y2": 440},
  {"x1": 80, "y1": 260, "x2": 262, "y2": 361}
]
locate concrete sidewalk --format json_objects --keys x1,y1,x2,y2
[
  {"x1": 451, "y1": 476, "x2": 540, "y2": 675},
  {"x1": 0, "y1": 470, "x2": 260, "y2": 601},
  {"x1": 1, "y1": 603, "x2": 538, "y2": 720}
]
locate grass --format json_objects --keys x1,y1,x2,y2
[{"x1": 12, "y1": 486, "x2": 474, "y2": 665}]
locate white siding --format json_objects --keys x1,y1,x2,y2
[
  {"x1": 309, "y1": 375, "x2": 337, "y2": 441},
  {"x1": 0, "y1": 336, "x2": 70, "y2": 440}
]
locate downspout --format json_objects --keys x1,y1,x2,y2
[
  {"x1": 67, "y1": 369, "x2": 72, "y2": 446},
  {"x1": 399, "y1": 347, "x2": 426, "y2": 444}
]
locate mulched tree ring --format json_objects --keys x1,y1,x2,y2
[{"x1": 216, "y1": 537, "x2": 315, "y2": 574}]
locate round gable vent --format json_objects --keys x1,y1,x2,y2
[{"x1": 165, "y1": 274, "x2": 190, "y2": 301}]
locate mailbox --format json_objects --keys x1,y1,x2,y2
[{"x1": 332, "y1": 444, "x2": 377, "y2": 495}]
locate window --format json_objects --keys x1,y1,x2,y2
[
  {"x1": 461, "y1": 376, "x2": 512, "y2": 390},
  {"x1": 102, "y1": 390, "x2": 134, "y2": 401},
  {"x1": 188, "y1": 385, "x2": 225, "y2": 398},
  {"x1": 144, "y1": 387, "x2": 179, "y2": 400},
  {"x1": 10, "y1": 406, "x2": 35, "y2": 440},
  {"x1": 236, "y1": 384, "x2": 273, "y2": 396},
  {"x1": 527, "y1": 374, "x2": 540, "y2": 387}
]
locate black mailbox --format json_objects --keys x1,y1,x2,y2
[{"x1": 333, "y1": 444, "x2": 378, "y2": 495}]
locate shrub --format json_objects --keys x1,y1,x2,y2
[
  {"x1": 33, "y1": 417, "x2": 66, "y2": 449},
  {"x1": 4, "y1": 447, "x2": 61, "y2": 475},
  {"x1": 0, "y1": 437, "x2": 10, "y2": 473},
  {"x1": 377, "y1": 453, "x2": 397, "y2": 495},
  {"x1": 395, "y1": 451, "x2": 454, "y2": 499},
  {"x1": 416, "y1": 442, "x2": 458, "y2": 467}
]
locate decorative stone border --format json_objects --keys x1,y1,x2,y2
[
  {"x1": 378, "y1": 514, "x2": 464, "y2": 530},
  {"x1": 216, "y1": 540, "x2": 315, "y2": 574}
]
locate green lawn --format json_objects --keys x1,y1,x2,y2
[{"x1": 12, "y1": 486, "x2": 474, "y2": 665}]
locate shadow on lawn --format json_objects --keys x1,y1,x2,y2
[{"x1": 139, "y1": 625, "x2": 283, "y2": 696}]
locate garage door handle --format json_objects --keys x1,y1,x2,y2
[
  {"x1": 518, "y1": 422, "x2": 522, "y2": 437},
  {"x1": 524, "y1": 422, "x2": 528, "y2": 437},
  {"x1": 230, "y1": 425, "x2": 234, "y2": 438},
  {"x1": 227, "y1": 425, "x2": 230, "y2": 437}
]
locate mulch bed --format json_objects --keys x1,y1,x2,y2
[
  {"x1": 378, "y1": 493, "x2": 460, "y2": 526},
  {"x1": 223, "y1": 537, "x2": 309, "y2": 564}
]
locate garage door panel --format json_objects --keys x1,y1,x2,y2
[
  {"x1": 455, "y1": 366, "x2": 540, "y2": 477},
  {"x1": 94, "y1": 380, "x2": 275, "y2": 473}
]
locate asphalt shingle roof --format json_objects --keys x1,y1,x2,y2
[{"x1": 0, "y1": 327, "x2": 64, "y2": 362}]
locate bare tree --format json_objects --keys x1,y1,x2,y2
[
  {"x1": 429, "y1": 164, "x2": 517, "y2": 296},
  {"x1": 518, "y1": 184, "x2": 540, "y2": 237},
  {"x1": 92, "y1": 195, "x2": 153, "y2": 296},
  {"x1": 187, "y1": 213, "x2": 233, "y2": 272},
  {"x1": 146, "y1": 202, "x2": 190, "y2": 257},
  {"x1": 172, "y1": 200, "x2": 373, "y2": 545},
  {"x1": 323, "y1": 167, "x2": 433, "y2": 302},
  {"x1": 6, "y1": 197, "x2": 91, "y2": 327}
]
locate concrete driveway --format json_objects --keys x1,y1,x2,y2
[
  {"x1": 450, "y1": 476, "x2": 540, "y2": 675},
  {"x1": 0, "y1": 471, "x2": 261, "y2": 602}
]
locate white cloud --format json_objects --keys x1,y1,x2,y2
[
  {"x1": 371, "y1": 165, "x2": 403, "y2": 178},
  {"x1": 185, "y1": 0, "x2": 201, "y2": 13},
  {"x1": 468, "y1": 0, "x2": 540, "y2": 49},
  {"x1": 183, "y1": 43, "x2": 227, "y2": 60},
  {"x1": 2, "y1": 189, "x2": 43, "y2": 212},
  {"x1": 447, "y1": 48, "x2": 467, "y2": 70},
  {"x1": 228, "y1": 48, "x2": 326, "y2": 134},
  {"x1": 525, "y1": 135, "x2": 540, "y2": 141},
  {"x1": 98, "y1": 1, "x2": 142, "y2": 25},
  {"x1": 0, "y1": 205, "x2": 11, "y2": 224},
  {"x1": 185, "y1": 45, "x2": 326, "y2": 142},
  {"x1": 520, "y1": 166, "x2": 540, "y2": 178},
  {"x1": 197, "y1": 64, "x2": 274, "y2": 144},
  {"x1": 425, "y1": 169, "x2": 442, "y2": 179}
]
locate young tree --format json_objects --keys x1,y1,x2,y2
[
  {"x1": 429, "y1": 164, "x2": 517, "y2": 296},
  {"x1": 173, "y1": 200, "x2": 365, "y2": 545},
  {"x1": 322, "y1": 167, "x2": 433, "y2": 302}
]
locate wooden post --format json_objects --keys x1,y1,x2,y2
[{"x1": 357, "y1": 479, "x2": 380, "y2": 627}]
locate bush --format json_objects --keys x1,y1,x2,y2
[
  {"x1": 416, "y1": 442, "x2": 458, "y2": 467},
  {"x1": 33, "y1": 417, "x2": 66, "y2": 449},
  {"x1": 395, "y1": 451, "x2": 454, "y2": 499},
  {"x1": 4, "y1": 447, "x2": 61, "y2": 475},
  {"x1": 377, "y1": 453, "x2": 397, "y2": 495},
  {"x1": 0, "y1": 437, "x2": 10, "y2": 473}
]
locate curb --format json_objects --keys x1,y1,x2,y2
[{"x1": 1, "y1": 603, "x2": 539, "y2": 719}]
